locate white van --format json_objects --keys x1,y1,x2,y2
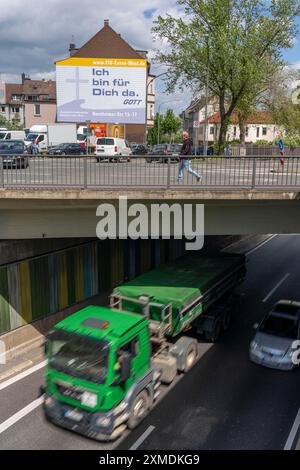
[
  {"x1": 24, "y1": 125, "x2": 48, "y2": 153},
  {"x1": 0, "y1": 130, "x2": 26, "y2": 141},
  {"x1": 95, "y1": 137, "x2": 132, "y2": 162}
]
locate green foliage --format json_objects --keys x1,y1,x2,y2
[
  {"x1": 255, "y1": 140, "x2": 270, "y2": 145},
  {"x1": 152, "y1": 0, "x2": 300, "y2": 153},
  {"x1": 147, "y1": 109, "x2": 182, "y2": 144},
  {"x1": 0, "y1": 114, "x2": 23, "y2": 130}
]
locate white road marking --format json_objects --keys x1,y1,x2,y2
[
  {"x1": 0, "y1": 397, "x2": 44, "y2": 435},
  {"x1": 129, "y1": 425, "x2": 155, "y2": 450},
  {"x1": 246, "y1": 235, "x2": 277, "y2": 256},
  {"x1": 284, "y1": 408, "x2": 300, "y2": 450},
  {"x1": 262, "y1": 273, "x2": 290, "y2": 303},
  {"x1": 0, "y1": 360, "x2": 46, "y2": 392}
]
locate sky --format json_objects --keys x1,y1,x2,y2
[{"x1": 0, "y1": 0, "x2": 299, "y2": 115}]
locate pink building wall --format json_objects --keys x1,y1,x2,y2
[{"x1": 25, "y1": 103, "x2": 56, "y2": 128}]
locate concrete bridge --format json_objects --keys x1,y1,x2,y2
[{"x1": 0, "y1": 187, "x2": 300, "y2": 238}]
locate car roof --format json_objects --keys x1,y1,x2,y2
[{"x1": 271, "y1": 300, "x2": 300, "y2": 321}]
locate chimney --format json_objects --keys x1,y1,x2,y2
[
  {"x1": 21, "y1": 72, "x2": 26, "y2": 84},
  {"x1": 69, "y1": 42, "x2": 78, "y2": 57},
  {"x1": 104, "y1": 19, "x2": 109, "y2": 26}
]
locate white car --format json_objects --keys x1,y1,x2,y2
[{"x1": 95, "y1": 138, "x2": 132, "y2": 162}]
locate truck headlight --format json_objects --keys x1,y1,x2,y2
[
  {"x1": 45, "y1": 396, "x2": 54, "y2": 407},
  {"x1": 96, "y1": 416, "x2": 112, "y2": 427}
]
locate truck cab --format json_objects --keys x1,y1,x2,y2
[{"x1": 43, "y1": 305, "x2": 159, "y2": 441}]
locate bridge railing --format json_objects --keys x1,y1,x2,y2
[{"x1": 0, "y1": 154, "x2": 300, "y2": 190}]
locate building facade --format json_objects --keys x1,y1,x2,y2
[
  {"x1": 0, "y1": 74, "x2": 56, "y2": 128},
  {"x1": 183, "y1": 97, "x2": 280, "y2": 147},
  {"x1": 65, "y1": 20, "x2": 155, "y2": 143}
]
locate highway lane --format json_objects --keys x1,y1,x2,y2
[
  {"x1": 2, "y1": 156, "x2": 300, "y2": 188},
  {"x1": 120, "y1": 234, "x2": 300, "y2": 450},
  {"x1": 0, "y1": 235, "x2": 299, "y2": 449}
]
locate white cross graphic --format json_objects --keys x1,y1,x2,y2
[{"x1": 66, "y1": 67, "x2": 89, "y2": 100}]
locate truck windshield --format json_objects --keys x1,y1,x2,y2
[
  {"x1": 47, "y1": 329, "x2": 109, "y2": 384},
  {"x1": 25, "y1": 133, "x2": 39, "y2": 141},
  {"x1": 0, "y1": 133, "x2": 7, "y2": 140}
]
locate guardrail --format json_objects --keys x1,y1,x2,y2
[{"x1": 0, "y1": 154, "x2": 300, "y2": 190}]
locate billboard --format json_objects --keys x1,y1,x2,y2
[{"x1": 56, "y1": 57, "x2": 147, "y2": 124}]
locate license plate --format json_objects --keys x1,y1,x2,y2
[{"x1": 64, "y1": 409, "x2": 83, "y2": 422}]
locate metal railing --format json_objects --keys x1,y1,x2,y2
[{"x1": 1, "y1": 154, "x2": 300, "y2": 190}]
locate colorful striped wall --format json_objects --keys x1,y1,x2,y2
[{"x1": 0, "y1": 239, "x2": 185, "y2": 335}]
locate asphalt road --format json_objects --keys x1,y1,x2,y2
[
  {"x1": 1, "y1": 156, "x2": 299, "y2": 189},
  {"x1": 0, "y1": 235, "x2": 299, "y2": 450}
]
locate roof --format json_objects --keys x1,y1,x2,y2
[
  {"x1": 202, "y1": 111, "x2": 275, "y2": 125},
  {"x1": 5, "y1": 80, "x2": 56, "y2": 104},
  {"x1": 53, "y1": 305, "x2": 146, "y2": 340},
  {"x1": 72, "y1": 21, "x2": 145, "y2": 60},
  {"x1": 115, "y1": 252, "x2": 245, "y2": 311}
]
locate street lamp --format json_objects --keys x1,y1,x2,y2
[
  {"x1": 203, "y1": 32, "x2": 210, "y2": 157},
  {"x1": 157, "y1": 99, "x2": 180, "y2": 145}
]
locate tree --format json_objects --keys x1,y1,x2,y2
[
  {"x1": 147, "y1": 110, "x2": 182, "y2": 144},
  {"x1": 0, "y1": 114, "x2": 23, "y2": 130},
  {"x1": 162, "y1": 109, "x2": 182, "y2": 142},
  {"x1": 152, "y1": 0, "x2": 300, "y2": 153}
]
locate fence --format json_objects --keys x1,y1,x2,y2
[{"x1": 1, "y1": 154, "x2": 300, "y2": 189}]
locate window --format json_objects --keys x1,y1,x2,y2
[
  {"x1": 12, "y1": 107, "x2": 20, "y2": 113},
  {"x1": 1, "y1": 106, "x2": 5, "y2": 113},
  {"x1": 262, "y1": 127, "x2": 267, "y2": 136},
  {"x1": 245, "y1": 127, "x2": 249, "y2": 137},
  {"x1": 233, "y1": 126, "x2": 237, "y2": 137},
  {"x1": 120, "y1": 338, "x2": 139, "y2": 357},
  {"x1": 12, "y1": 94, "x2": 21, "y2": 101},
  {"x1": 256, "y1": 127, "x2": 260, "y2": 138},
  {"x1": 38, "y1": 134, "x2": 44, "y2": 142},
  {"x1": 210, "y1": 126, "x2": 214, "y2": 135},
  {"x1": 34, "y1": 104, "x2": 41, "y2": 115}
]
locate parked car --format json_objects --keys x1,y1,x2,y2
[
  {"x1": 95, "y1": 138, "x2": 132, "y2": 162},
  {"x1": 0, "y1": 140, "x2": 29, "y2": 169},
  {"x1": 131, "y1": 144, "x2": 148, "y2": 155},
  {"x1": 249, "y1": 299, "x2": 300, "y2": 370},
  {"x1": 48, "y1": 143, "x2": 85, "y2": 156},
  {"x1": 146, "y1": 144, "x2": 182, "y2": 163}
]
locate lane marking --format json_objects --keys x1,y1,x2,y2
[
  {"x1": 0, "y1": 360, "x2": 33, "y2": 382},
  {"x1": 262, "y1": 273, "x2": 290, "y2": 303},
  {"x1": 129, "y1": 425, "x2": 155, "y2": 450},
  {"x1": 0, "y1": 360, "x2": 46, "y2": 392},
  {"x1": 284, "y1": 408, "x2": 300, "y2": 450},
  {"x1": 0, "y1": 397, "x2": 43, "y2": 435},
  {"x1": 246, "y1": 235, "x2": 277, "y2": 256}
]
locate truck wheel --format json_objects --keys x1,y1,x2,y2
[
  {"x1": 184, "y1": 343, "x2": 198, "y2": 372},
  {"x1": 128, "y1": 390, "x2": 151, "y2": 430},
  {"x1": 205, "y1": 317, "x2": 222, "y2": 343}
]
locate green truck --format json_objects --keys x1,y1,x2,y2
[{"x1": 43, "y1": 251, "x2": 246, "y2": 441}]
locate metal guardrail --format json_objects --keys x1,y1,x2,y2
[{"x1": 1, "y1": 154, "x2": 300, "y2": 190}]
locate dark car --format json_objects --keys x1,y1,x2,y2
[
  {"x1": 48, "y1": 143, "x2": 85, "y2": 156},
  {"x1": 131, "y1": 144, "x2": 148, "y2": 155},
  {"x1": 146, "y1": 144, "x2": 182, "y2": 163},
  {"x1": 0, "y1": 140, "x2": 29, "y2": 169}
]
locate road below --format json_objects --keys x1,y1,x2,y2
[{"x1": 0, "y1": 235, "x2": 299, "y2": 449}]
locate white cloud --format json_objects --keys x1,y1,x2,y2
[{"x1": 0, "y1": 0, "x2": 192, "y2": 114}]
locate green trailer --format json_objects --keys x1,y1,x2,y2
[{"x1": 43, "y1": 251, "x2": 246, "y2": 441}]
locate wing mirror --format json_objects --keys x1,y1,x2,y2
[{"x1": 253, "y1": 323, "x2": 259, "y2": 330}]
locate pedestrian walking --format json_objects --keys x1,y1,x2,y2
[{"x1": 177, "y1": 131, "x2": 202, "y2": 182}]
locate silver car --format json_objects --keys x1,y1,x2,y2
[{"x1": 249, "y1": 300, "x2": 300, "y2": 371}]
